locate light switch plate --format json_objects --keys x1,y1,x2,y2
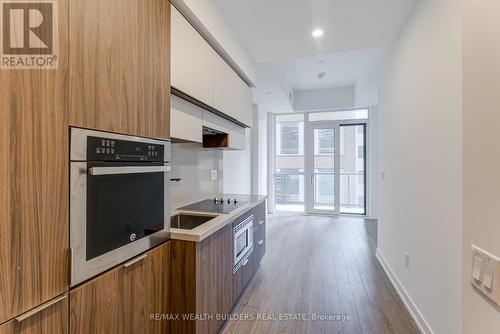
[
  {"x1": 210, "y1": 170, "x2": 217, "y2": 181},
  {"x1": 471, "y1": 244, "x2": 500, "y2": 305}
]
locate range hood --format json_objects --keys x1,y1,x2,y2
[{"x1": 203, "y1": 127, "x2": 229, "y2": 149}]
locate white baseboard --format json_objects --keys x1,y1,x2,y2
[{"x1": 375, "y1": 249, "x2": 434, "y2": 334}]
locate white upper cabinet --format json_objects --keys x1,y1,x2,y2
[
  {"x1": 170, "y1": 95, "x2": 203, "y2": 143},
  {"x1": 213, "y1": 54, "x2": 253, "y2": 127},
  {"x1": 170, "y1": 4, "x2": 253, "y2": 128},
  {"x1": 171, "y1": 6, "x2": 214, "y2": 106}
]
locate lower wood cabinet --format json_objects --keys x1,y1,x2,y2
[
  {"x1": 253, "y1": 223, "x2": 266, "y2": 272},
  {"x1": 0, "y1": 294, "x2": 68, "y2": 334},
  {"x1": 170, "y1": 224, "x2": 233, "y2": 334},
  {"x1": 233, "y1": 253, "x2": 254, "y2": 304},
  {"x1": 69, "y1": 242, "x2": 170, "y2": 334}
]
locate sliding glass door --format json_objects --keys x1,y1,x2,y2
[
  {"x1": 273, "y1": 109, "x2": 368, "y2": 215},
  {"x1": 306, "y1": 124, "x2": 340, "y2": 214},
  {"x1": 305, "y1": 122, "x2": 366, "y2": 215}
]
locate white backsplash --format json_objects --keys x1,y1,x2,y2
[{"x1": 169, "y1": 143, "x2": 223, "y2": 210}]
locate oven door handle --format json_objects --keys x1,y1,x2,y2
[{"x1": 88, "y1": 165, "x2": 171, "y2": 176}]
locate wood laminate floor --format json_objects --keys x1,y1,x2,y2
[{"x1": 222, "y1": 214, "x2": 420, "y2": 334}]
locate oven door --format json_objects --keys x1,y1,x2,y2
[{"x1": 70, "y1": 161, "x2": 170, "y2": 286}]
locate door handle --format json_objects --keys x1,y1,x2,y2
[
  {"x1": 15, "y1": 295, "x2": 67, "y2": 322},
  {"x1": 122, "y1": 254, "x2": 148, "y2": 268},
  {"x1": 310, "y1": 174, "x2": 314, "y2": 184},
  {"x1": 89, "y1": 165, "x2": 170, "y2": 176}
]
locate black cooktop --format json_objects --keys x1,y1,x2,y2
[{"x1": 178, "y1": 198, "x2": 247, "y2": 214}]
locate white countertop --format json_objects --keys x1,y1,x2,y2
[{"x1": 169, "y1": 195, "x2": 267, "y2": 242}]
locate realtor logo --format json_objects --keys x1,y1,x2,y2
[{"x1": 1, "y1": 0, "x2": 58, "y2": 69}]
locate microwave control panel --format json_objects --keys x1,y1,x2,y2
[{"x1": 87, "y1": 136, "x2": 165, "y2": 162}]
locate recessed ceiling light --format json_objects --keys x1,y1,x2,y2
[
  {"x1": 312, "y1": 29, "x2": 324, "y2": 38},
  {"x1": 317, "y1": 60, "x2": 326, "y2": 64},
  {"x1": 265, "y1": 92, "x2": 273, "y2": 95}
]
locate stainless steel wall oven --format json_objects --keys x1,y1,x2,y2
[{"x1": 70, "y1": 127, "x2": 170, "y2": 286}]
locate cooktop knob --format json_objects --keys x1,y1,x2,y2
[{"x1": 234, "y1": 198, "x2": 238, "y2": 205}]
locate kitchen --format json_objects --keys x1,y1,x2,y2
[
  {"x1": 0, "y1": 0, "x2": 265, "y2": 332},
  {"x1": 2, "y1": 0, "x2": 498, "y2": 334}
]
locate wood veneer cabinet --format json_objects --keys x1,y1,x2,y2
[
  {"x1": 0, "y1": 0, "x2": 69, "y2": 323},
  {"x1": 170, "y1": 224, "x2": 233, "y2": 334},
  {"x1": 0, "y1": 294, "x2": 68, "y2": 334},
  {"x1": 170, "y1": 201, "x2": 267, "y2": 334},
  {"x1": 69, "y1": 0, "x2": 171, "y2": 139},
  {"x1": 69, "y1": 242, "x2": 170, "y2": 334}
]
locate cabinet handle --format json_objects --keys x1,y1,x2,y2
[
  {"x1": 15, "y1": 295, "x2": 67, "y2": 322},
  {"x1": 242, "y1": 258, "x2": 249, "y2": 266},
  {"x1": 122, "y1": 254, "x2": 147, "y2": 268},
  {"x1": 258, "y1": 220, "x2": 264, "y2": 225},
  {"x1": 257, "y1": 240, "x2": 264, "y2": 245}
]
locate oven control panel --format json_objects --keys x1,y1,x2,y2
[{"x1": 87, "y1": 136, "x2": 165, "y2": 162}]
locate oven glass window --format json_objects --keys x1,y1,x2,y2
[
  {"x1": 236, "y1": 231, "x2": 249, "y2": 258},
  {"x1": 86, "y1": 163, "x2": 164, "y2": 260}
]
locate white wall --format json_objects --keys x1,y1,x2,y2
[
  {"x1": 251, "y1": 105, "x2": 268, "y2": 196},
  {"x1": 463, "y1": 1, "x2": 500, "y2": 332},
  {"x1": 377, "y1": 1, "x2": 463, "y2": 334},
  {"x1": 171, "y1": 0, "x2": 256, "y2": 85},
  {"x1": 293, "y1": 86, "x2": 355, "y2": 111},
  {"x1": 355, "y1": 72, "x2": 380, "y2": 108},
  {"x1": 223, "y1": 128, "x2": 252, "y2": 194},
  {"x1": 170, "y1": 143, "x2": 223, "y2": 210}
]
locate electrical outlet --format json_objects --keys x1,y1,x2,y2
[
  {"x1": 210, "y1": 170, "x2": 217, "y2": 181},
  {"x1": 404, "y1": 252, "x2": 410, "y2": 269}
]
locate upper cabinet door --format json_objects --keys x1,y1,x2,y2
[
  {"x1": 213, "y1": 54, "x2": 253, "y2": 127},
  {"x1": 171, "y1": 5, "x2": 214, "y2": 106},
  {"x1": 69, "y1": 0, "x2": 170, "y2": 139},
  {"x1": 170, "y1": 95, "x2": 203, "y2": 143}
]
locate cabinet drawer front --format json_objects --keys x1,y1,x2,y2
[
  {"x1": 69, "y1": 243, "x2": 170, "y2": 334},
  {"x1": 0, "y1": 294, "x2": 68, "y2": 334},
  {"x1": 253, "y1": 239, "x2": 266, "y2": 270},
  {"x1": 233, "y1": 253, "x2": 254, "y2": 303},
  {"x1": 253, "y1": 201, "x2": 266, "y2": 225},
  {"x1": 254, "y1": 219, "x2": 266, "y2": 243}
]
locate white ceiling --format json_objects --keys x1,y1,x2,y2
[
  {"x1": 253, "y1": 47, "x2": 388, "y2": 113},
  {"x1": 283, "y1": 48, "x2": 388, "y2": 91},
  {"x1": 215, "y1": 0, "x2": 415, "y2": 63}
]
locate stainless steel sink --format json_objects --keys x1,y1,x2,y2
[{"x1": 170, "y1": 213, "x2": 218, "y2": 230}]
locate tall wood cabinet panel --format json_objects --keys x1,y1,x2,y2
[
  {"x1": 171, "y1": 5, "x2": 214, "y2": 106},
  {"x1": 0, "y1": 0, "x2": 69, "y2": 324},
  {"x1": 0, "y1": 294, "x2": 68, "y2": 334},
  {"x1": 69, "y1": 242, "x2": 170, "y2": 334},
  {"x1": 69, "y1": 0, "x2": 171, "y2": 139}
]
